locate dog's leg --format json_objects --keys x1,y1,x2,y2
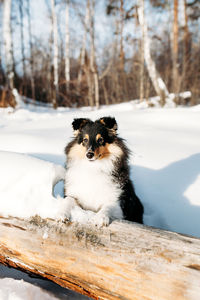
[
  {"x1": 60, "y1": 196, "x2": 77, "y2": 221},
  {"x1": 62, "y1": 196, "x2": 96, "y2": 224},
  {"x1": 90, "y1": 203, "x2": 123, "y2": 228},
  {"x1": 70, "y1": 206, "x2": 95, "y2": 224}
]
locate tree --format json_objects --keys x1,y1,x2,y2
[
  {"x1": 119, "y1": 0, "x2": 125, "y2": 71},
  {"x1": 77, "y1": 0, "x2": 89, "y2": 92},
  {"x1": 27, "y1": 0, "x2": 35, "y2": 100},
  {"x1": 137, "y1": 0, "x2": 169, "y2": 105},
  {"x1": 88, "y1": 0, "x2": 99, "y2": 108},
  {"x1": 183, "y1": 0, "x2": 189, "y2": 67},
  {"x1": 139, "y1": 14, "x2": 144, "y2": 103},
  {"x1": 3, "y1": 0, "x2": 14, "y2": 90},
  {"x1": 65, "y1": 0, "x2": 70, "y2": 92},
  {"x1": 19, "y1": 0, "x2": 26, "y2": 84},
  {"x1": 106, "y1": 0, "x2": 126, "y2": 72},
  {"x1": 51, "y1": 0, "x2": 59, "y2": 108},
  {"x1": 172, "y1": 0, "x2": 179, "y2": 93}
]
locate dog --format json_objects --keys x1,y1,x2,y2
[{"x1": 64, "y1": 116, "x2": 143, "y2": 227}]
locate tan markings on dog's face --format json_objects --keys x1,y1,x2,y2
[
  {"x1": 84, "y1": 134, "x2": 89, "y2": 142},
  {"x1": 100, "y1": 119, "x2": 105, "y2": 126},
  {"x1": 94, "y1": 142, "x2": 123, "y2": 160},
  {"x1": 96, "y1": 133, "x2": 101, "y2": 141},
  {"x1": 82, "y1": 134, "x2": 89, "y2": 146},
  {"x1": 94, "y1": 143, "x2": 110, "y2": 159},
  {"x1": 68, "y1": 143, "x2": 87, "y2": 160},
  {"x1": 96, "y1": 133, "x2": 104, "y2": 145}
]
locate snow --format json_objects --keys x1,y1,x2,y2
[
  {"x1": 0, "y1": 151, "x2": 66, "y2": 219},
  {"x1": 0, "y1": 101, "x2": 200, "y2": 235},
  {"x1": 0, "y1": 100, "x2": 200, "y2": 298},
  {"x1": 0, "y1": 264, "x2": 88, "y2": 299},
  {"x1": 0, "y1": 278, "x2": 59, "y2": 300}
]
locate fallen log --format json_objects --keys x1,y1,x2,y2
[{"x1": 0, "y1": 216, "x2": 200, "y2": 300}]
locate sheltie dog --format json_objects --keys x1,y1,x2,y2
[{"x1": 64, "y1": 116, "x2": 143, "y2": 227}]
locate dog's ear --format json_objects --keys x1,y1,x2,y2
[
  {"x1": 72, "y1": 118, "x2": 90, "y2": 136},
  {"x1": 99, "y1": 117, "x2": 118, "y2": 135}
]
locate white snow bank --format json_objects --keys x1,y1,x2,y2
[
  {"x1": 0, "y1": 278, "x2": 59, "y2": 300},
  {"x1": 0, "y1": 151, "x2": 67, "y2": 219}
]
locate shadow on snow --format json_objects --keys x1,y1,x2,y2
[{"x1": 131, "y1": 153, "x2": 200, "y2": 238}]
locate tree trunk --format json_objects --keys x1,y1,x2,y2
[
  {"x1": 19, "y1": 0, "x2": 26, "y2": 87},
  {"x1": 102, "y1": 78, "x2": 109, "y2": 105},
  {"x1": 139, "y1": 32, "x2": 144, "y2": 102},
  {"x1": 27, "y1": 0, "x2": 35, "y2": 101},
  {"x1": 65, "y1": 0, "x2": 70, "y2": 93},
  {"x1": 3, "y1": 0, "x2": 14, "y2": 90},
  {"x1": 119, "y1": 0, "x2": 125, "y2": 71},
  {"x1": 0, "y1": 39, "x2": 1, "y2": 73},
  {"x1": 77, "y1": 1, "x2": 89, "y2": 92},
  {"x1": 89, "y1": 0, "x2": 99, "y2": 108},
  {"x1": 137, "y1": 0, "x2": 169, "y2": 105},
  {"x1": 182, "y1": 0, "x2": 189, "y2": 85},
  {"x1": 85, "y1": 64, "x2": 94, "y2": 107},
  {"x1": 172, "y1": 0, "x2": 179, "y2": 93},
  {"x1": 51, "y1": 0, "x2": 59, "y2": 108},
  {"x1": 1, "y1": 216, "x2": 200, "y2": 300}
]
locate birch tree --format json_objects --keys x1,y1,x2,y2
[
  {"x1": 137, "y1": 0, "x2": 169, "y2": 105},
  {"x1": 183, "y1": 0, "x2": 189, "y2": 62},
  {"x1": 19, "y1": 0, "x2": 26, "y2": 81},
  {"x1": 3, "y1": 0, "x2": 14, "y2": 90},
  {"x1": 182, "y1": 0, "x2": 189, "y2": 85},
  {"x1": 65, "y1": 0, "x2": 70, "y2": 92},
  {"x1": 88, "y1": 0, "x2": 99, "y2": 108},
  {"x1": 51, "y1": 0, "x2": 59, "y2": 108},
  {"x1": 77, "y1": 0, "x2": 89, "y2": 90},
  {"x1": 119, "y1": 0, "x2": 125, "y2": 71},
  {"x1": 172, "y1": 0, "x2": 179, "y2": 93},
  {"x1": 139, "y1": 20, "x2": 144, "y2": 102},
  {"x1": 27, "y1": 0, "x2": 35, "y2": 100}
]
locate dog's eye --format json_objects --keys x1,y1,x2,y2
[
  {"x1": 83, "y1": 138, "x2": 88, "y2": 143},
  {"x1": 98, "y1": 137, "x2": 104, "y2": 145}
]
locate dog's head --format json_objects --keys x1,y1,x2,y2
[{"x1": 71, "y1": 117, "x2": 118, "y2": 161}]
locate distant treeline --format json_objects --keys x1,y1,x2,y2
[{"x1": 0, "y1": 0, "x2": 200, "y2": 108}]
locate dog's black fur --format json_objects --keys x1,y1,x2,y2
[{"x1": 111, "y1": 138, "x2": 144, "y2": 224}]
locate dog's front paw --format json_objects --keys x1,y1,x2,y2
[
  {"x1": 90, "y1": 213, "x2": 110, "y2": 228},
  {"x1": 55, "y1": 196, "x2": 76, "y2": 222}
]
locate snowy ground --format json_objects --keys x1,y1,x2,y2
[
  {"x1": 0, "y1": 100, "x2": 200, "y2": 298},
  {"x1": 0, "y1": 264, "x2": 89, "y2": 299}
]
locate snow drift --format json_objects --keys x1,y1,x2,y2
[
  {"x1": 0, "y1": 278, "x2": 59, "y2": 300},
  {"x1": 0, "y1": 151, "x2": 67, "y2": 219}
]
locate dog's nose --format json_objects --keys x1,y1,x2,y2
[{"x1": 86, "y1": 151, "x2": 94, "y2": 159}]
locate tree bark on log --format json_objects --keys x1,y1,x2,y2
[{"x1": 0, "y1": 216, "x2": 200, "y2": 300}]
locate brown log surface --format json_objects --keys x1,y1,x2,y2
[{"x1": 0, "y1": 216, "x2": 200, "y2": 300}]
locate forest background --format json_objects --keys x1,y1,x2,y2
[{"x1": 0, "y1": 0, "x2": 200, "y2": 109}]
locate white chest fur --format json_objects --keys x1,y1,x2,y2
[{"x1": 65, "y1": 158, "x2": 122, "y2": 212}]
